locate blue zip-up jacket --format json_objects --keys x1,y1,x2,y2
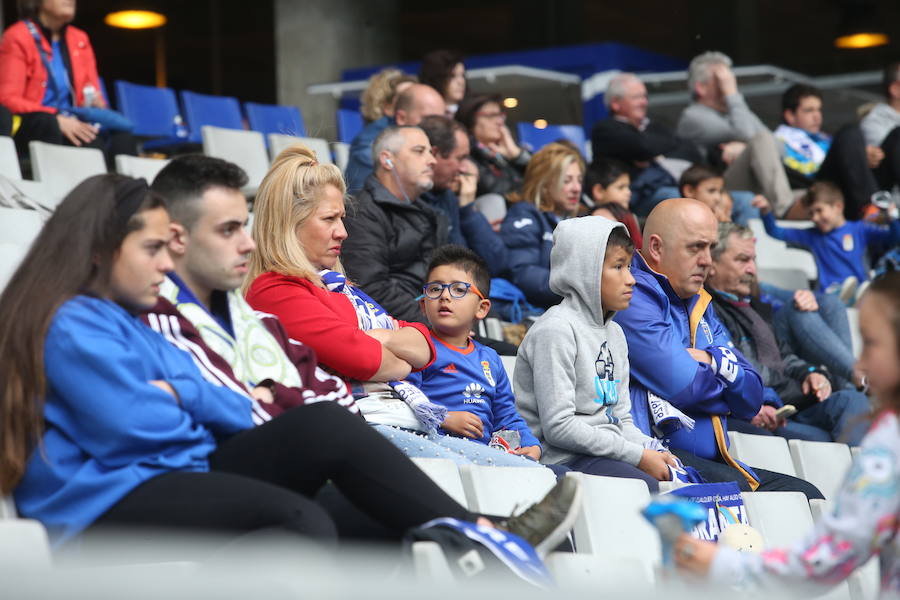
[
  {"x1": 14, "y1": 296, "x2": 254, "y2": 546},
  {"x1": 345, "y1": 116, "x2": 392, "y2": 193},
  {"x1": 500, "y1": 201, "x2": 562, "y2": 308},
  {"x1": 421, "y1": 188, "x2": 510, "y2": 277},
  {"x1": 762, "y1": 213, "x2": 900, "y2": 291},
  {"x1": 613, "y1": 253, "x2": 763, "y2": 460}
]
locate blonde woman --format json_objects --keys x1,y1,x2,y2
[
  {"x1": 360, "y1": 68, "x2": 417, "y2": 123},
  {"x1": 244, "y1": 145, "x2": 545, "y2": 469},
  {"x1": 499, "y1": 143, "x2": 585, "y2": 308}
]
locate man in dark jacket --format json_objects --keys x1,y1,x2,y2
[
  {"x1": 707, "y1": 222, "x2": 869, "y2": 445},
  {"x1": 418, "y1": 115, "x2": 509, "y2": 277},
  {"x1": 342, "y1": 125, "x2": 445, "y2": 323},
  {"x1": 590, "y1": 73, "x2": 700, "y2": 216}
]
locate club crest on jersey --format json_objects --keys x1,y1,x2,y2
[
  {"x1": 842, "y1": 233, "x2": 854, "y2": 252},
  {"x1": 481, "y1": 360, "x2": 495, "y2": 386},
  {"x1": 699, "y1": 318, "x2": 713, "y2": 345}
]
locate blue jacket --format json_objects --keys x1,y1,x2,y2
[
  {"x1": 345, "y1": 116, "x2": 392, "y2": 193},
  {"x1": 14, "y1": 296, "x2": 254, "y2": 546},
  {"x1": 421, "y1": 188, "x2": 510, "y2": 277},
  {"x1": 613, "y1": 253, "x2": 763, "y2": 460},
  {"x1": 762, "y1": 213, "x2": 900, "y2": 291},
  {"x1": 500, "y1": 201, "x2": 562, "y2": 308}
]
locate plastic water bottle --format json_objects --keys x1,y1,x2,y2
[
  {"x1": 82, "y1": 84, "x2": 98, "y2": 107},
  {"x1": 172, "y1": 115, "x2": 188, "y2": 139}
]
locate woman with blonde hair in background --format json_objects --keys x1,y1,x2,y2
[
  {"x1": 359, "y1": 68, "x2": 417, "y2": 124},
  {"x1": 500, "y1": 142, "x2": 585, "y2": 308}
]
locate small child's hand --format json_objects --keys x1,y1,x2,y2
[
  {"x1": 442, "y1": 411, "x2": 484, "y2": 439},
  {"x1": 513, "y1": 445, "x2": 542, "y2": 461},
  {"x1": 751, "y1": 194, "x2": 770, "y2": 215}
]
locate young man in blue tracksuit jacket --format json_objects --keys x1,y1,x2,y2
[{"x1": 614, "y1": 198, "x2": 822, "y2": 498}]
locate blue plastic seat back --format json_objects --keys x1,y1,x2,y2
[
  {"x1": 180, "y1": 90, "x2": 244, "y2": 142},
  {"x1": 114, "y1": 80, "x2": 181, "y2": 138},
  {"x1": 337, "y1": 109, "x2": 364, "y2": 143},
  {"x1": 516, "y1": 123, "x2": 586, "y2": 154},
  {"x1": 245, "y1": 102, "x2": 306, "y2": 138}
]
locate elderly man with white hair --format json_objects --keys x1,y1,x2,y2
[
  {"x1": 590, "y1": 72, "x2": 701, "y2": 216},
  {"x1": 677, "y1": 51, "x2": 796, "y2": 218}
]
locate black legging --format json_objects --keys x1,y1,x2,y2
[
  {"x1": 14, "y1": 111, "x2": 136, "y2": 170},
  {"x1": 91, "y1": 402, "x2": 473, "y2": 545}
]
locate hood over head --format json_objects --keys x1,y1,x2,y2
[{"x1": 549, "y1": 216, "x2": 629, "y2": 325}]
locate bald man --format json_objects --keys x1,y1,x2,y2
[
  {"x1": 614, "y1": 198, "x2": 822, "y2": 498},
  {"x1": 346, "y1": 83, "x2": 446, "y2": 193}
]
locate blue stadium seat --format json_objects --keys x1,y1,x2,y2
[
  {"x1": 337, "y1": 109, "x2": 364, "y2": 143},
  {"x1": 114, "y1": 80, "x2": 184, "y2": 143},
  {"x1": 180, "y1": 90, "x2": 244, "y2": 143},
  {"x1": 516, "y1": 123, "x2": 586, "y2": 155},
  {"x1": 245, "y1": 102, "x2": 306, "y2": 138}
]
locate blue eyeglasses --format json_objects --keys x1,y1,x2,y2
[{"x1": 418, "y1": 281, "x2": 486, "y2": 301}]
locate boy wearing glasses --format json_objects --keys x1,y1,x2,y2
[{"x1": 407, "y1": 245, "x2": 543, "y2": 461}]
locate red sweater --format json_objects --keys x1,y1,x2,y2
[
  {"x1": 245, "y1": 271, "x2": 434, "y2": 382},
  {"x1": 0, "y1": 20, "x2": 102, "y2": 114}
]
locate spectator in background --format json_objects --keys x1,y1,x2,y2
[
  {"x1": 0, "y1": 0, "x2": 136, "y2": 164},
  {"x1": 777, "y1": 83, "x2": 884, "y2": 220},
  {"x1": 359, "y1": 68, "x2": 417, "y2": 124},
  {"x1": 860, "y1": 62, "x2": 900, "y2": 208},
  {"x1": 456, "y1": 94, "x2": 531, "y2": 199},
  {"x1": 679, "y1": 164, "x2": 731, "y2": 223},
  {"x1": 676, "y1": 52, "x2": 795, "y2": 218},
  {"x1": 590, "y1": 73, "x2": 701, "y2": 216},
  {"x1": 419, "y1": 50, "x2": 466, "y2": 117},
  {"x1": 500, "y1": 142, "x2": 583, "y2": 309},
  {"x1": 584, "y1": 158, "x2": 642, "y2": 248},
  {"x1": 707, "y1": 222, "x2": 870, "y2": 445},
  {"x1": 418, "y1": 115, "x2": 509, "y2": 277},
  {"x1": 341, "y1": 126, "x2": 443, "y2": 322},
  {"x1": 345, "y1": 83, "x2": 445, "y2": 193}
]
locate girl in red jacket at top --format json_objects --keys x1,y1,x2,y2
[
  {"x1": 0, "y1": 0, "x2": 135, "y2": 161},
  {"x1": 243, "y1": 144, "x2": 545, "y2": 468}
]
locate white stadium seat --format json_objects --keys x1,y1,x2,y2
[
  {"x1": 0, "y1": 135, "x2": 22, "y2": 179},
  {"x1": 115, "y1": 155, "x2": 171, "y2": 183},
  {"x1": 459, "y1": 464, "x2": 556, "y2": 517},
  {"x1": 201, "y1": 126, "x2": 268, "y2": 195},
  {"x1": 29, "y1": 141, "x2": 106, "y2": 207},
  {"x1": 788, "y1": 439, "x2": 853, "y2": 500},
  {"x1": 268, "y1": 134, "x2": 333, "y2": 165},
  {"x1": 410, "y1": 458, "x2": 469, "y2": 509},
  {"x1": 727, "y1": 431, "x2": 797, "y2": 476}
]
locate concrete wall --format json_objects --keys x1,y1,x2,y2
[{"x1": 275, "y1": 0, "x2": 401, "y2": 141}]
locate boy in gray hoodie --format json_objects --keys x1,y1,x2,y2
[{"x1": 515, "y1": 216, "x2": 678, "y2": 492}]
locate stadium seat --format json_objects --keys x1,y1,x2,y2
[
  {"x1": 474, "y1": 193, "x2": 507, "y2": 224},
  {"x1": 757, "y1": 267, "x2": 810, "y2": 290},
  {"x1": 268, "y1": 134, "x2": 332, "y2": 164},
  {"x1": 727, "y1": 431, "x2": 797, "y2": 476},
  {"x1": 788, "y1": 440, "x2": 852, "y2": 500},
  {"x1": 846, "y1": 307, "x2": 862, "y2": 357},
  {"x1": 500, "y1": 355, "x2": 516, "y2": 389},
  {"x1": 337, "y1": 109, "x2": 364, "y2": 143},
  {"x1": 201, "y1": 127, "x2": 268, "y2": 195},
  {"x1": 0, "y1": 135, "x2": 22, "y2": 179},
  {"x1": 331, "y1": 142, "x2": 350, "y2": 173},
  {"x1": 114, "y1": 155, "x2": 171, "y2": 183},
  {"x1": 545, "y1": 553, "x2": 654, "y2": 594},
  {"x1": 410, "y1": 541, "x2": 454, "y2": 583},
  {"x1": 742, "y1": 491, "x2": 852, "y2": 600},
  {"x1": 29, "y1": 141, "x2": 106, "y2": 206},
  {"x1": 410, "y1": 458, "x2": 469, "y2": 509},
  {"x1": 516, "y1": 123, "x2": 586, "y2": 154},
  {"x1": 0, "y1": 495, "x2": 17, "y2": 519},
  {"x1": 458, "y1": 464, "x2": 556, "y2": 517},
  {"x1": 180, "y1": 90, "x2": 244, "y2": 144},
  {"x1": 567, "y1": 472, "x2": 660, "y2": 571},
  {"x1": 114, "y1": 81, "x2": 187, "y2": 148},
  {"x1": 0, "y1": 243, "x2": 28, "y2": 291},
  {"x1": 245, "y1": 102, "x2": 306, "y2": 138},
  {"x1": 0, "y1": 519, "x2": 52, "y2": 568},
  {"x1": 748, "y1": 218, "x2": 818, "y2": 282},
  {"x1": 0, "y1": 207, "x2": 43, "y2": 246}
]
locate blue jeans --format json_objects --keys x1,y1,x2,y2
[
  {"x1": 372, "y1": 424, "x2": 544, "y2": 468},
  {"x1": 729, "y1": 190, "x2": 761, "y2": 225},
  {"x1": 768, "y1": 286, "x2": 856, "y2": 387}
]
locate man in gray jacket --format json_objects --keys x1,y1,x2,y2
[{"x1": 677, "y1": 51, "x2": 796, "y2": 217}]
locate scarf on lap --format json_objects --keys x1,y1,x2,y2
[{"x1": 319, "y1": 270, "x2": 447, "y2": 431}]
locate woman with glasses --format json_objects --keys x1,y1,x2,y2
[
  {"x1": 244, "y1": 144, "x2": 540, "y2": 467},
  {"x1": 455, "y1": 94, "x2": 531, "y2": 198}
]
